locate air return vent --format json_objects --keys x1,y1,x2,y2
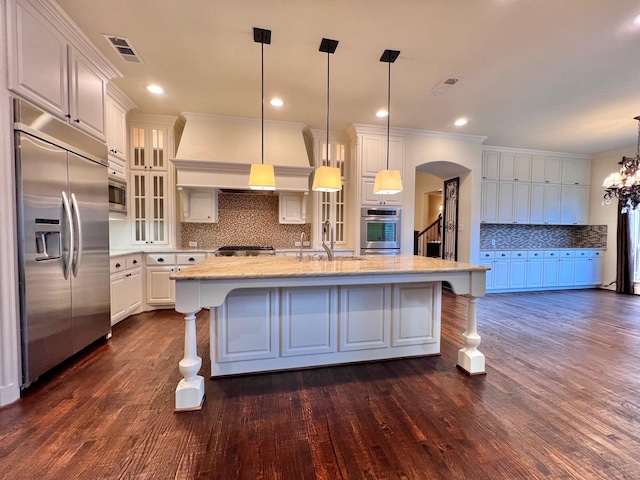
[
  {"x1": 429, "y1": 77, "x2": 459, "y2": 96},
  {"x1": 103, "y1": 35, "x2": 142, "y2": 63}
]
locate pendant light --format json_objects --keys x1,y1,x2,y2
[
  {"x1": 373, "y1": 49, "x2": 403, "y2": 195},
  {"x1": 312, "y1": 38, "x2": 342, "y2": 193},
  {"x1": 249, "y1": 27, "x2": 276, "y2": 190}
]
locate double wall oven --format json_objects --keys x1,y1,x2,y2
[{"x1": 360, "y1": 207, "x2": 401, "y2": 255}]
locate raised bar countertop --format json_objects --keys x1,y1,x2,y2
[{"x1": 170, "y1": 255, "x2": 489, "y2": 280}]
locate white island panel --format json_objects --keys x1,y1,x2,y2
[
  {"x1": 339, "y1": 285, "x2": 389, "y2": 352},
  {"x1": 281, "y1": 287, "x2": 336, "y2": 357}
]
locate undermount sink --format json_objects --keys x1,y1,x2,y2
[{"x1": 334, "y1": 255, "x2": 367, "y2": 261}]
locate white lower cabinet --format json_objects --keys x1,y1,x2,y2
[
  {"x1": 481, "y1": 249, "x2": 604, "y2": 292},
  {"x1": 146, "y1": 253, "x2": 207, "y2": 305},
  {"x1": 110, "y1": 254, "x2": 143, "y2": 325},
  {"x1": 526, "y1": 252, "x2": 544, "y2": 288},
  {"x1": 210, "y1": 282, "x2": 440, "y2": 376},
  {"x1": 509, "y1": 251, "x2": 527, "y2": 289}
]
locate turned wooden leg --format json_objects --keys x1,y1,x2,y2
[
  {"x1": 175, "y1": 310, "x2": 205, "y2": 411},
  {"x1": 457, "y1": 296, "x2": 486, "y2": 375}
]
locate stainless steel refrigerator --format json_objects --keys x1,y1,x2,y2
[{"x1": 14, "y1": 99, "x2": 111, "y2": 387}]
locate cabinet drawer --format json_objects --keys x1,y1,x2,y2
[
  {"x1": 480, "y1": 251, "x2": 495, "y2": 260},
  {"x1": 510, "y1": 251, "x2": 526, "y2": 259},
  {"x1": 146, "y1": 254, "x2": 176, "y2": 265},
  {"x1": 126, "y1": 254, "x2": 142, "y2": 269},
  {"x1": 494, "y1": 251, "x2": 510, "y2": 259},
  {"x1": 575, "y1": 250, "x2": 589, "y2": 258},
  {"x1": 110, "y1": 257, "x2": 126, "y2": 273},
  {"x1": 543, "y1": 251, "x2": 559, "y2": 258},
  {"x1": 527, "y1": 251, "x2": 543, "y2": 259},
  {"x1": 590, "y1": 250, "x2": 604, "y2": 258},
  {"x1": 559, "y1": 250, "x2": 575, "y2": 258},
  {"x1": 176, "y1": 253, "x2": 206, "y2": 265}
]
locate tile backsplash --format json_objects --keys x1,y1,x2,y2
[
  {"x1": 480, "y1": 224, "x2": 607, "y2": 249},
  {"x1": 180, "y1": 193, "x2": 310, "y2": 249}
]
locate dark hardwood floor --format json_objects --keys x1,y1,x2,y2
[{"x1": 2, "y1": 289, "x2": 640, "y2": 479}]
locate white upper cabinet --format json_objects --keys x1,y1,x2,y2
[
  {"x1": 279, "y1": 192, "x2": 307, "y2": 224},
  {"x1": 361, "y1": 134, "x2": 403, "y2": 176},
  {"x1": 531, "y1": 155, "x2": 563, "y2": 184},
  {"x1": 562, "y1": 158, "x2": 591, "y2": 185},
  {"x1": 129, "y1": 124, "x2": 169, "y2": 171},
  {"x1": 499, "y1": 153, "x2": 531, "y2": 182},
  {"x1": 7, "y1": 0, "x2": 115, "y2": 141},
  {"x1": 482, "y1": 152, "x2": 499, "y2": 180}
]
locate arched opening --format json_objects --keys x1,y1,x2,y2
[{"x1": 414, "y1": 161, "x2": 471, "y2": 259}]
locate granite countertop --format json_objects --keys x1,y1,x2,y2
[
  {"x1": 170, "y1": 255, "x2": 488, "y2": 281},
  {"x1": 110, "y1": 248, "x2": 214, "y2": 258}
]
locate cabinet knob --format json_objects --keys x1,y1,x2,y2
[
  {"x1": 188, "y1": 257, "x2": 195, "y2": 262},
  {"x1": 74, "y1": 119, "x2": 80, "y2": 123},
  {"x1": 157, "y1": 258, "x2": 164, "y2": 262},
  {"x1": 501, "y1": 254, "x2": 506, "y2": 257},
  {"x1": 550, "y1": 253, "x2": 555, "y2": 256},
  {"x1": 115, "y1": 263, "x2": 121, "y2": 268},
  {"x1": 132, "y1": 259, "x2": 138, "y2": 264}
]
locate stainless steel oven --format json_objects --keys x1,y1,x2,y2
[
  {"x1": 108, "y1": 177, "x2": 127, "y2": 214},
  {"x1": 360, "y1": 207, "x2": 401, "y2": 255}
]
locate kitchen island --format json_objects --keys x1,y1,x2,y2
[{"x1": 171, "y1": 255, "x2": 488, "y2": 411}]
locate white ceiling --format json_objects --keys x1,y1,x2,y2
[{"x1": 57, "y1": 0, "x2": 640, "y2": 155}]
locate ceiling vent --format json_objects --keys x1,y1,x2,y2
[
  {"x1": 429, "y1": 77, "x2": 459, "y2": 96},
  {"x1": 103, "y1": 35, "x2": 143, "y2": 63}
]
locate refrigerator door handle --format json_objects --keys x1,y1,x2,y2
[
  {"x1": 70, "y1": 193, "x2": 82, "y2": 278},
  {"x1": 62, "y1": 191, "x2": 74, "y2": 280}
]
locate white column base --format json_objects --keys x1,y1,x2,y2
[
  {"x1": 175, "y1": 375, "x2": 205, "y2": 411},
  {"x1": 457, "y1": 348, "x2": 486, "y2": 375}
]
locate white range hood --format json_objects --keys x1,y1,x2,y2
[{"x1": 172, "y1": 113, "x2": 313, "y2": 192}]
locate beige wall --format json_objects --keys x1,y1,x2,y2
[
  {"x1": 589, "y1": 145, "x2": 635, "y2": 290},
  {"x1": 414, "y1": 172, "x2": 443, "y2": 231},
  {"x1": 404, "y1": 134, "x2": 483, "y2": 263}
]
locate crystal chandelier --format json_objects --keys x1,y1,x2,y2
[{"x1": 603, "y1": 116, "x2": 640, "y2": 213}]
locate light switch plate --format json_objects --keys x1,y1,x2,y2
[
  {"x1": 294, "y1": 241, "x2": 302, "y2": 247},
  {"x1": 303, "y1": 241, "x2": 310, "y2": 246},
  {"x1": 189, "y1": 241, "x2": 198, "y2": 247}
]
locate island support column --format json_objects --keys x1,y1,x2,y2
[
  {"x1": 175, "y1": 309, "x2": 204, "y2": 410},
  {"x1": 457, "y1": 296, "x2": 485, "y2": 375}
]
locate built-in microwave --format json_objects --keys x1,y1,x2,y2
[
  {"x1": 108, "y1": 177, "x2": 127, "y2": 214},
  {"x1": 360, "y1": 207, "x2": 401, "y2": 254}
]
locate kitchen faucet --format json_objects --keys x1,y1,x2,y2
[
  {"x1": 299, "y1": 231, "x2": 305, "y2": 262},
  {"x1": 322, "y1": 220, "x2": 334, "y2": 261}
]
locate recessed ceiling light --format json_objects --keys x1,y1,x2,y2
[
  {"x1": 269, "y1": 98, "x2": 284, "y2": 107},
  {"x1": 376, "y1": 110, "x2": 388, "y2": 118},
  {"x1": 454, "y1": 118, "x2": 468, "y2": 126},
  {"x1": 634, "y1": 14, "x2": 640, "y2": 25},
  {"x1": 145, "y1": 84, "x2": 164, "y2": 95}
]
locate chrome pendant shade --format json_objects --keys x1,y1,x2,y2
[
  {"x1": 374, "y1": 49, "x2": 403, "y2": 195},
  {"x1": 249, "y1": 27, "x2": 276, "y2": 191},
  {"x1": 312, "y1": 37, "x2": 342, "y2": 193},
  {"x1": 603, "y1": 115, "x2": 640, "y2": 212}
]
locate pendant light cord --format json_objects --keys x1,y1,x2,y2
[
  {"x1": 326, "y1": 49, "x2": 330, "y2": 166},
  {"x1": 261, "y1": 41, "x2": 265, "y2": 165},
  {"x1": 386, "y1": 59, "x2": 391, "y2": 170}
]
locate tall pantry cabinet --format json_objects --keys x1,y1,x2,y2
[{"x1": 128, "y1": 115, "x2": 177, "y2": 246}]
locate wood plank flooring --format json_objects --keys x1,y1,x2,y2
[{"x1": 2, "y1": 289, "x2": 640, "y2": 479}]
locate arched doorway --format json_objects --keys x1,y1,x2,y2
[{"x1": 414, "y1": 161, "x2": 471, "y2": 260}]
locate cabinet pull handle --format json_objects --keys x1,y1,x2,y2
[
  {"x1": 132, "y1": 259, "x2": 138, "y2": 264},
  {"x1": 74, "y1": 119, "x2": 80, "y2": 123},
  {"x1": 115, "y1": 263, "x2": 121, "y2": 268},
  {"x1": 501, "y1": 254, "x2": 506, "y2": 257},
  {"x1": 157, "y1": 258, "x2": 164, "y2": 262},
  {"x1": 188, "y1": 257, "x2": 195, "y2": 262}
]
